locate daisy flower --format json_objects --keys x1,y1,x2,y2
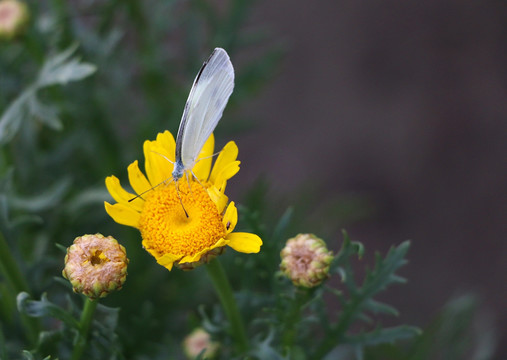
[{"x1": 104, "y1": 131, "x2": 262, "y2": 271}]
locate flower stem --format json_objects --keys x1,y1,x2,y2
[
  {"x1": 71, "y1": 298, "x2": 98, "y2": 360},
  {"x1": 282, "y1": 289, "x2": 311, "y2": 354},
  {"x1": 0, "y1": 231, "x2": 30, "y2": 294},
  {"x1": 206, "y1": 259, "x2": 249, "y2": 354},
  {"x1": 0, "y1": 231, "x2": 39, "y2": 344}
]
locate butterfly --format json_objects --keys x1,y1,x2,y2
[
  {"x1": 172, "y1": 47, "x2": 235, "y2": 182},
  {"x1": 129, "y1": 48, "x2": 234, "y2": 206}
]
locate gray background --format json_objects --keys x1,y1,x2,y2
[{"x1": 232, "y1": 0, "x2": 506, "y2": 357}]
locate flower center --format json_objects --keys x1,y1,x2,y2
[
  {"x1": 291, "y1": 248, "x2": 312, "y2": 274},
  {"x1": 90, "y1": 250, "x2": 108, "y2": 265},
  {"x1": 139, "y1": 182, "x2": 226, "y2": 259}
]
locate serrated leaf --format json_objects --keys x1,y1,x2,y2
[
  {"x1": 346, "y1": 325, "x2": 421, "y2": 346},
  {"x1": 359, "y1": 241, "x2": 411, "y2": 300},
  {"x1": 388, "y1": 274, "x2": 407, "y2": 284},
  {"x1": 0, "y1": 90, "x2": 32, "y2": 145},
  {"x1": 40, "y1": 59, "x2": 96, "y2": 87},
  {"x1": 17, "y1": 292, "x2": 80, "y2": 329},
  {"x1": 363, "y1": 299, "x2": 400, "y2": 317},
  {"x1": 353, "y1": 241, "x2": 365, "y2": 259},
  {"x1": 28, "y1": 96, "x2": 62, "y2": 130},
  {"x1": 336, "y1": 267, "x2": 347, "y2": 282},
  {"x1": 10, "y1": 178, "x2": 71, "y2": 212},
  {"x1": 250, "y1": 328, "x2": 288, "y2": 360},
  {"x1": 37, "y1": 46, "x2": 96, "y2": 87},
  {"x1": 197, "y1": 305, "x2": 223, "y2": 333},
  {"x1": 357, "y1": 312, "x2": 373, "y2": 324}
]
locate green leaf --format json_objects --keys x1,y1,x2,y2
[
  {"x1": 250, "y1": 329, "x2": 288, "y2": 360},
  {"x1": 346, "y1": 326, "x2": 422, "y2": 346},
  {"x1": 0, "y1": 45, "x2": 95, "y2": 144},
  {"x1": 21, "y1": 351, "x2": 35, "y2": 360},
  {"x1": 36, "y1": 45, "x2": 96, "y2": 87},
  {"x1": 17, "y1": 292, "x2": 80, "y2": 329},
  {"x1": 0, "y1": 90, "x2": 33, "y2": 145},
  {"x1": 21, "y1": 351, "x2": 52, "y2": 360},
  {"x1": 362, "y1": 299, "x2": 399, "y2": 317},
  {"x1": 359, "y1": 241, "x2": 411, "y2": 300},
  {"x1": 0, "y1": 322, "x2": 6, "y2": 360},
  {"x1": 28, "y1": 96, "x2": 62, "y2": 131},
  {"x1": 315, "y1": 238, "x2": 417, "y2": 359},
  {"x1": 10, "y1": 178, "x2": 71, "y2": 212},
  {"x1": 66, "y1": 187, "x2": 110, "y2": 216}
]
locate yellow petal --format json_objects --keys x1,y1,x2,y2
[
  {"x1": 226, "y1": 232, "x2": 263, "y2": 253},
  {"x1": 223, "y1": 201, "x2": 238, "y2": 234},
  {"x1": 180, "y1": 238, "x2": 229, "y2": 264},
  {"x1": 144, "y1": 138, "x2": 174, "y2": 186},
  {"x1": 155, "y1": 130, "x2": 176, "y2": 159},
  {"x1": 209, "y1": 141, "x2": 238, "y2": 184},
  {"x1": 104, "y1": 202, "x2": 140, "y2": 228},
  {"x1": 214, "y1": 161, "x2": 240, "y2": 191},
  {"x1": 153, "y1": 253, "x2": 181, "y2": 271},
  {"x1": 207, "y1": 186, "x2": 228, "y2": 213},
  {"x1": 105, "y1": 176, "x2": 144, "y2": 211},
  {"x1": 193, "y1": 134, "x2": 214, "y2": 181},
  {"x1": 128, "y1": 160, "x2": 152, "y2": 195}
]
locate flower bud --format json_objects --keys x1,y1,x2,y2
[
  {"x1": 280, "y1": 233, "x2": 333, "y2": 288},
  {"x1": 183, "y1": 328, "x2": 219, "y2": 359},
  {"x1": 0, "y1": 0, "x2": 29, "y2": 40},
  {"x1": 62, "y1": 234, "x2": 128, "y2": 300}
]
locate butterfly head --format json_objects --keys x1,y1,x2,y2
[{"x1": 171, "y1": 159, "x2": 185, "y2": 183}]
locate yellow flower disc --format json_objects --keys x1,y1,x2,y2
[{"x1": 139, "y1": 182, "x2": 226, "y2": 261}]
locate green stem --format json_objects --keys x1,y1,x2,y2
[
  {"x1": 0, "y1": 231, "x2": 39, "y2": 344},
  {"x1": 0, "y1": 231, "x2": 30, "y2": 294},
  {"x1": 313, "y1": 298, "x2": 360, "y2": 359},
  {"x1": 282, "y1": 290, "x2": 311, "y2": 354},
  {"x1": 71, "y1": 298, "x2": 98, "y2": 360},
  {"x1": 206, "y1": 259, "x2": 249, "y2": 354},
  {"x1": 0, "y1": 323, "x2": 7, "y2": 360}
]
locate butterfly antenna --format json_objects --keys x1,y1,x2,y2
[
  {"x1": 195, "y1": 150, "x2": 222, "y2": 163},
  {"x1": 150, "y1": 150, "x2": 175, "y2": 164},
  {"x1": 173, "y1": 180, "x2": 189, "y2": 218},
  {"x1": 128, "y1": 178, "x2": 172, "y2": 202}
]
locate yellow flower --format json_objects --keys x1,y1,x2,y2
[{"x1": 104, "y1": 131, "x2": 262, "y2": 271}]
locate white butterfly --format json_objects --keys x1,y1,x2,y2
[{"x1": 172, "y1": 47, "x2": 235, "y2": 182}]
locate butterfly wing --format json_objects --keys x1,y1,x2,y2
[{"x1": 175, "y1": 48, "x2": 235, "y2": 170}]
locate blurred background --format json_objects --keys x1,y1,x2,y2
[
  {"x1": 234, "y1": 0, "x2": 506, "y2": 357},
  {"x1": 0, "y1": 0, "x2": 505, "y2": 358}
]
